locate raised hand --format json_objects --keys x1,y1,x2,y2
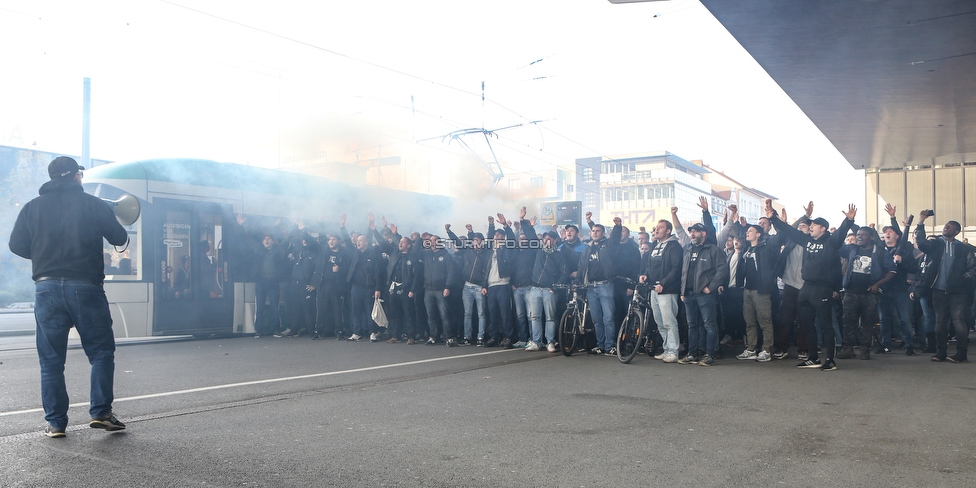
[
  {"x1": 339, "y1": 214, "x2": 346, "y2": 227},
  {"x1": 444, "y1": 223, "x2": 451, "y2": 231},
  {"x1": 884, "y1": 203, "x2": 896, "y2": 218},
  {"x1": 496, "y1": 213, "x2": 508, "y2": 226},
  {"x1": 297, "y1": 220, "x2": 306, "y2": 231},
  {"x1": 781, "y1": 207, "x2": 788, "y2": 223},
  {"x1": 236, "y1": 213, "x2": 245, "y2": 226},
  {"x1": 843, "y1": 204, "x2": 857, "y2": 220},
  {"x1": 530, "y1": 216, "x2": 537, "y2": 226},
  {"x1": 390, "y1": 223, "x2": 398, "y2": 234},
  {"x1": 367, "y1": 213, "x2": 376, "y2": 230},
  {"x1": 639, "y1": 226, "x2": 646, "y2": 233},
  {"x1": 519, "y1": 206, "x2": 527, "y2": 220},
  {"x1": 381, "y1": 215, "x2": 388, "y2": 228},
  {"x1": 803, "y1": 201, "x2": 814, "y2": 218},
  {"x1": 722, "y1": 210, "x2": 729, "y2": 225},
  {"x1": 671, "y1": 206, "x2": 679, "y2": 215},
  {"x1": 698, "y1": 196, "x2": 709, "y2": 211},
  {"x1": 739, "y1": 216, "x2": 747, "y2": 226},
  {"x1": 488, "y1": 215, "x2": 494, "y2": 224},
  {"x1": 465, "y1": 223, "x2": 473, "y2": 232},
  {"x1": 613, "y1": 216, "x2": 622, "y2": 226},
  {"x1": 764, "y1": 199, "x2": 775, "y2": 219},
  {"x1": 585, "y1": 211, "x2": 593, "y2": 222}
]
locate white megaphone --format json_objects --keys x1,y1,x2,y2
[{"x1": 102, "y1": 193, "x2": 141, "y2": 226}]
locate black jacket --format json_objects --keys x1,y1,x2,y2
[
  {"x1": 736, "y1": 238, "x2": 781, "y2": 295},
  {"x1": 311, "y1": 246, "x2": 351, "y2": 288},
  {"x1": 769, "y1": 214, "x2": 853, "y2": 288},
  {"x1": 914, "y1": 225, "x2": 976, "y2": 294},
  {"x1": 681, "y1": 241, "x2": 729, "y2": 296},
  {"x1": 346, "y1": 246, "x2": 382, "y2": 291},
  {"x1": 482, "y1": 224, "x2": 516, "y2": 288},
  {"x1": 419, "y1": 248, "x2": 458, "y2": 291},
  {"x1": 642, "y1": 236, "x2": 683, "y2": 295},
  {"x1": 9, "y1": 178, "x2": 128, "y2": 283},
  {"x1": 447, "y1": 228, "x2": 491, "y2": 285},
  {"x1": 578, "y1": 234, "x2": 616, "y2": 284},
  {"x1": 511, "y1": 220, "x2": 537, "y2": 288}
]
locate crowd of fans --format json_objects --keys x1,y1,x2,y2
[{"x1": 236, "y1": 197, "x2": 976, "y2": 370}]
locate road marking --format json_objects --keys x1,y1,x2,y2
[{"x1": 0, "y1": 349, "x2": 517, "y2": 417}]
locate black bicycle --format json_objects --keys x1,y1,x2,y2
[
  {"x1": 556, "y1": 283, "x2": 593, "y2": 357},
  {"x1": 616, "y1": 278, "x2": 652, "y2": 363}
]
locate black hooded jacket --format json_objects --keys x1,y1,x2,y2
[{"x1": 9, "y1": 178, "x2": 128, "y2": 283}]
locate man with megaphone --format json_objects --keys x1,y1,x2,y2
[{"x1": 8, "y1": 156, "x2": 130, "y2": 438}]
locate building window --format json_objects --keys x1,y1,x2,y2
[
  {"x1": 531, "y1": 177, "x2": 543, "y2": 188},
  {"x1": 583, "y1": 167, "x2": 596, "y2": 183},
  {"x1": 585, "y1": 192, "x2": 599, "y2": 208},
  {"x1": 508, "y1": 179, "x2": 521, "y2": 190},
  {"x1": 567, "y1": 184, "x2": 574, "y2": 192}
]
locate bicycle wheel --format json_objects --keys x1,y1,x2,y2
[
  {"x1": 559, "y1": 309, "x2": 579, "y2": 356},
  {"x1": 617, "y1": 309, "x2": 645, "y2": 364}
]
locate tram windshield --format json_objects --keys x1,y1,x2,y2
[{"x1": 85, "y1": 182, "x2": 141, "y2": 281}]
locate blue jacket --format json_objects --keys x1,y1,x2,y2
[{"x1": 840, "y1": 242, "x2": 896, "y2": 292}]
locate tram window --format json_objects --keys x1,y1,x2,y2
[
  {"x1": 196, "y1": 211, "x2": 225, "y2": 299},
  {"x1": 103, "y1": 229, "x2": 140, "y2": 280},
  {"x1": 163, "y1": 210, "x2": 193, "y2": 300}
]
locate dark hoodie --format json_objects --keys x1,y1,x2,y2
[
  {"x1": 9, "y1": 177, "x2": 128, "y2": 283},
  {"x1": 769, "y1": 214, "x2": 853, "y2": 288}
]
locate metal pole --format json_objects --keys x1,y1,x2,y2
[{"x1": 82, "y1": 78, "x2": 91, "y2": 168}]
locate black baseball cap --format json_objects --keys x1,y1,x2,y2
[
  {"x1": 48, "y1": 156, "x2": 85, "y2": 179},
  {"x1": 687, "y1": 223, "x2": 707, "y2": 232}
]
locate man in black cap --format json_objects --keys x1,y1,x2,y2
[
  {"x1": 9, "y1": 156, "x2": 129, "y2": 437},
  {"x1": 766, "y1": 199, "x2": 855, "y2": 371}
]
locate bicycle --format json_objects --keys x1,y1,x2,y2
[
  {"x1": 555, "y1": 283, "x2": 593, "y2": 357},
  {"x1": 616, "y1": 278, "x2": 653, "y2": 364}
]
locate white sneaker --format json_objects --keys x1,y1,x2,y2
[
  {"x1": 736, "y1": 349, "x2": 758, "y2": 360},
  {"x1": 662, "y1": 353, "x2": 678, "y2": 363},
  {"x1": 547, "y1": 342, "x2": 557, "y2": 353},
  {"x1": 369, "y1": 332, "x2": 379, "y2": 342},
  {"x1": 756, "y1": 350, "x2": 772, "y2": 362},
  {"x1": 653, "y1": 352, "x2": 666, "y2": 360},
  {"x1": 720, "y1": 334, "x2": 732, "y2": 346},
  {"x1": 525, "y1": 341, "x2": 540, "y2": 351},
  {"x1": 347, "y1": 334, "x2": 362, "y2": 341}
]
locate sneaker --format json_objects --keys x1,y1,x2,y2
[
  {"x1": 386, "y1": 337, "x2": 399, "y2": 343},
  {"x1": 698, "y1": 354, "x2": 714, "y2": 366},
  {"x1": 525, "y1": 341, "x2": 540, "y2": 351},
  {"x1": 756, "y1": 350, "x2": 772, "y2": 362},
  {"x1": 905, "y1": 347, "x2": 915, "y2": 356},
  {"x1": 662, "y1": 353, "x2": 679, "y2": 363},
  {"x1": 272, "y1": 332, "x2": 283, "y2": 338},
  {"x1": 605, "y1": 347, "x2": 617, "y2": 356},
  {"x1": 513, "y1": 341, "x2": 527, "y2": 348},
  {"x1": 547, "y1": 342, "x2": 557, "y2": 353},
  {"x1": 678, "y1": 355, "x2": 699, "y2": 365},
  {"x1": 947, "y1": 354, "x2": 968, "y2": 363},
  {"x1": 820, "y1": 359, "x2": 837, "y2": 371},
  {"x1": 426, "y1": 337, "x2": 436, "y2": 345},
  {"x1": 44, "y1": 424, "x2": 66, "y2": 438},
  {"x1": 653, "y1": 352, "x2": 667, "y2": 360},
  {"x1": 836, "y1": 347, "x2": 856, "y2": 359},
  {"x1": 931, "y1": 355, "x2": 946, "y2": 362},
  {"x1": 484, "y1": 338, "x2": 498, "y2": 348},
  {"x1": 797, "y1": 350, "x2": 809, "y2": 361},
  {"x1": 875, "y1": 345, "x2": 890, "y2": 354},
  {"x1": 347, "y1": 334, "x2": 362, "y2": 341},
  {"x1": 501, "y1": 339, "x2": 514, "y2": 349},
  {"x1": 772, "y1": 350, "x2": 788, "y2": 360},
  {"x1": 719, "y1": 334, "x2": 732, "y2": 346},
  {"x1": 406, "y1": 338, "x2": 416, "y2": 345},
  {"x1": 254, "y1": 334, "x2": 262, "y2": 339},
  {"x1": 797, "y1": 359, "x2": 822, "y2": 369},
  {"x1": 90, "y1": 415, "x2": 126, "y2": 431},
  {"x1": 311, "y1": 333, "x2": 322, "y2": 340},
  {"x1": 589, "y1": 347, "x2": 604, "y2": 355},
  {"x1": 369, "y1": 333, "x2": 379, "y2": 342},
  {"x1": 477, "y1": 338, "x2": 485, "y2": 347},
  {"x1": 278, "y1": 328, "x2": 292, "y2": 337},
  {"x1": 446, "y1": 338, "x2": 457, "y2": 347},
  {"x1": 460, "y1": 338, "x2": 472, "y2": 346},
  {"x1": 736, "y1": 349, "x2": 758, "y2": 360}
]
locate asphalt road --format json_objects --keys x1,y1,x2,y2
[{"x1": 1, "y1": 334, "x2": 974, "y2": 487}]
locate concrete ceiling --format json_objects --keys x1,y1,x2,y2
[{"x1": 698, "y1": 0, "x2": 976, "y2": 170}]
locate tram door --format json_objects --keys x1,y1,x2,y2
[{"x1": 153, "y1": 199, "x2": 234, "y2": 335}]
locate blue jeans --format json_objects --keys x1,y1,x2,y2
[
  {"x1": 880, "y1": 290, "x2": 914, "y2": 348},
  {"x1": 424, "y1": 290, "x2": 451, "y2": 340},
  {"x1": 587, "y1": 282, "x2": 615, "y2": 351},
  {"x1": 461, "y1": 283, "x2": 486, "y2": 340},
  {"x1": 486, "y1": 285, "x2": 514, "y2": 340},
  {"x1": 34, "y1": 279, "x2": 116, "y2": 429},
  {"x1": 528, "y1": 287, "x2": 558, "y2": 345},
  {"x1": 513, "y1": 286, "x2": 531, "y2": 342},
  {"x1": 649, "y1": 291, "x2": 680, "y2": 354},
  {"x1": 254, "y1": 279, "x2": 280, "y2": 335},
  {"x1": 350, "y1": 284, "x2": 375, "y2": 336},
  {"x1": 685, "y1": 293, "x2": 719, "y2": 357},
  {"x1": 919, "y1": 295, "x2": 935, "y2": 334}
]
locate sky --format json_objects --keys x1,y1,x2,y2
[{"x1": 0, "y1": 0, "x2": 865, "y2": 224}]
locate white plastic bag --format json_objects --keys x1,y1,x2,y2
[{"x1": 371, "y1": 297, "x2": 388, "y2": 328}]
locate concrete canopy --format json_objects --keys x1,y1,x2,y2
[{"x1": 697, "y1": 0, "x2": 976, "y2": 170}]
